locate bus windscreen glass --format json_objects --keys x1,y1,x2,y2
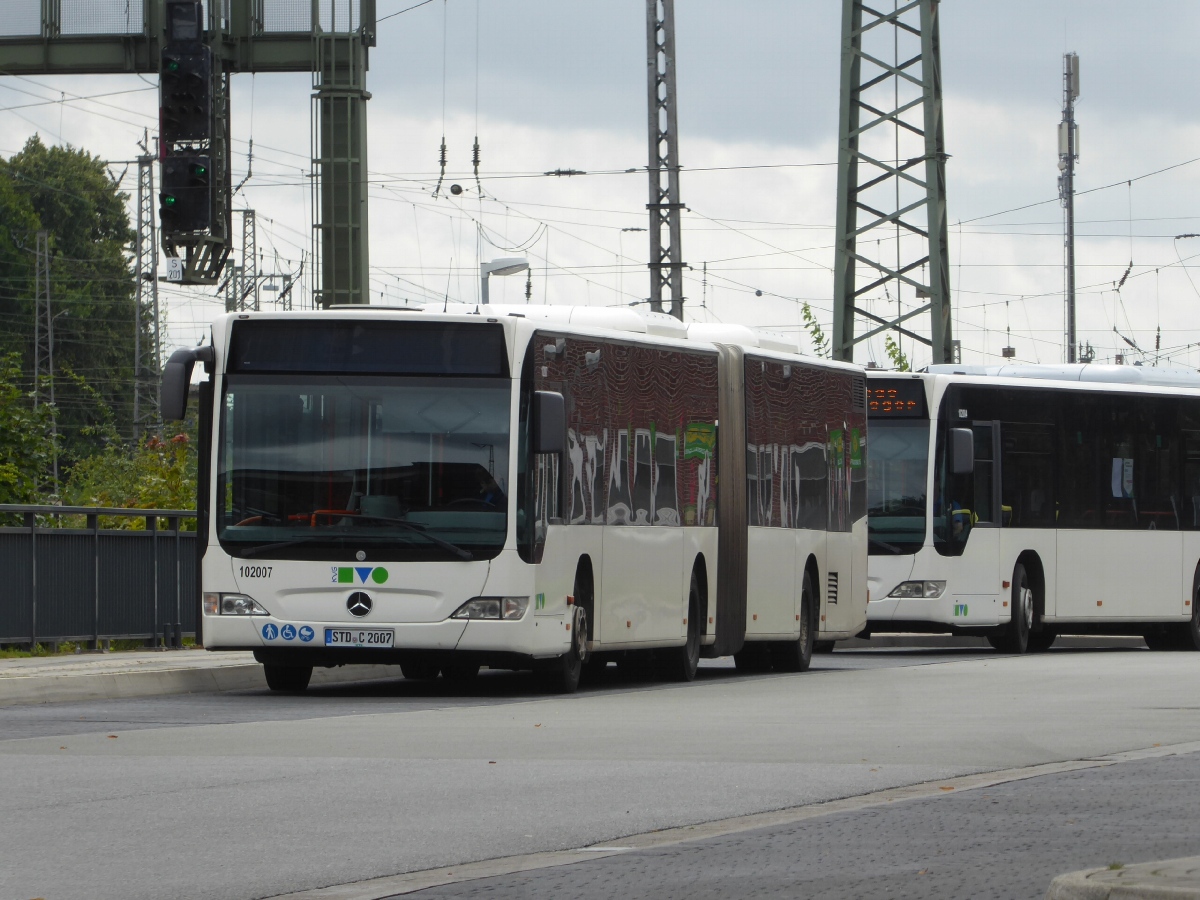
[
  {"x1": 866, "y1": 419, "x2": 930, "y2": 555},
  {"x1": 217, "y1": 376, "x2": 511, "y2": 561}
]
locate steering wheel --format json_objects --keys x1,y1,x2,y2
[{"x1": 446, "y1": 497, "x2": 497, "y2": 509}]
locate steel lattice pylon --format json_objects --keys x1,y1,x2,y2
[
  {"x1": 832, "y1": 0, "x2": 953, "y2": 365},
  {"x1": 134, "y1": 150, "x2": 162, "y2": 439},
  {"x1": 33, "y1": 229, "x2": 52, "y2": 411},
  {"x1": 239, "y1": 208, "x2": 259, "y2": 311},
  {"x1": 645, "y1": 0, "x2": 685, "y2": 320}
]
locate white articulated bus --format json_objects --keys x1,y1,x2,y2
[
  {"x1": 865, "y1": 364, "x2": 1200, "y2": 653},
  {"x1": 163, "y1": 307, "x2": 869, "y2": 692}
]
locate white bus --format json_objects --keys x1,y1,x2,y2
[
  {"x1": 865, "y1": 364, "x2": 1200, "y2": 653},
  {"x1": 163, "y1": 307, "x2": 868, "y2": 692}
]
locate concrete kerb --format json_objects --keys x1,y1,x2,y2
[
  {"x1": 0, "y1": 652, "x2": 403, "y2": 706},
  {"x1": 1046, "y1": 857, "x2": 1200, "y2": 899}
]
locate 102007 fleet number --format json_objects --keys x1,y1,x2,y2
[{"x1": 239, "y1": 565, "x2": 273, "y2": 578}]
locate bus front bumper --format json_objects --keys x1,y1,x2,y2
[{"x1": 202, "y1": 611, "x2": 569, "y2": 659}]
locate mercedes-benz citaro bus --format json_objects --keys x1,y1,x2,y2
[
  {"x1": 162, "y1": 306, "x2": 868, "y2": 693},
  {"x1": 865, "y1": 363, "x2": 1200, "y2": 653}
]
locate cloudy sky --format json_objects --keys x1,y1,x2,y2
[{"x1": 2, "y1": 0, "x2": 1199, "y2": 369}]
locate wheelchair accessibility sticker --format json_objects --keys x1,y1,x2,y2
[{"x1": 262, "y1": 623, "x2": 313, "y2": 642}]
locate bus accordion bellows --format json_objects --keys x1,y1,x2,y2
[
  {"x1": 163, "y1": 306, "x2": 868, "y2": 693},
  {"x1": 865, "y1": 363, "x2": 1200, "y2": 653}
]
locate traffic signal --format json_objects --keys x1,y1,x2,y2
[
  {"x1": 160, "y1": 154, "x2": 212, "y2": 234},
  {"x1": 160, "y1": 46, "x2": 212, "y2": 143}
]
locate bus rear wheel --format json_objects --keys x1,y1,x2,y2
[
  {"x1": 773, "y1": 571, "x2": 815, "y2": 673},
  {"x1": 663, "y1": 572, "x2": 702, "y2": 682},
  {"x1": 263, "y1": 664, "x2": 312, "y2": 693},
  {"x1": 990, "y1": 563, "x2": 1033, "y2": 654}
]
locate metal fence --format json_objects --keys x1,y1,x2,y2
[{"x1": 0, "y1": 505, "x2": 197, "y2": 649}]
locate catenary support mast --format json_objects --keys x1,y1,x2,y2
[
  {"x1": 833, "y1": 0, "x2": 953, "y2": 365},
  {"x1": 646, "y1": 0, "x2": 686, "y2": 320}
]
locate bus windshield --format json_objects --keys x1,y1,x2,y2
[
  {"x1": 867, "y1": 420, "x2": 929, "y2": 554},
  {"x1": 217, "y1": 376, "x2": 511, "y2": 561}
]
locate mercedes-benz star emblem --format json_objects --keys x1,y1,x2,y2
[{"x1": 347, "y1": 592, "x2": 372, "y2": 617}]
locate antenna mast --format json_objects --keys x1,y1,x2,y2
[{"x1": 1059, "y1": 52, "x2": 1080, "y2": 363}]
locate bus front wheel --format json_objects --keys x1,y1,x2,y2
[
  {"x1": 537, "y1": 605, "x2": 586, "y2": 694},
  {"x1": 773, "y1": 571, "x2": 815, "y2": 673},
  {"x1": 263, "y1": 664, "x2": 312, "y2": 693},
  {"x1": 1184, "y1": 584, "x2": 1200, "y2": 650},
  {"x1": 989, "y1": 563, "x2": 1032, "y2": 654}
]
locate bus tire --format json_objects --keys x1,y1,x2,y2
[
  {"x1": 263, "y1": 664, "x2": 312, "y2": 693},
  {"x1": 538, "y1": 605, "x2": 586, "y2": 694},
  {"x1": 1176, "y1": 583, "x2": 1200, "y2": 650},
  {"x1": 401, "y1": 660, "x2": 441, "y2": 681},
  {"x1": 1027, "y1": 630, "x2": 1057, "y2": 652},
  {"x1": 664, "y1": 571, "x2": 702, "y2": 682},
  {"x1": 734, "y1": 641, "x2": 772, "y2": 673},
  {"x1": 773, "y1": 571, "x2": 815, "y2": 673},
  {"x1": 992, "y1": 562, "x2": 1032, "y2": 654}
]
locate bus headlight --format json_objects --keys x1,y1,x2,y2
[
  {"x1": 204, "y1": 592, "x2": 270, "y2": 616},
  {"x1": 887, "y1": 581, "x2": 947, "y2": 599},
  {"x1": 451, "y1": 597, "x2": 530, "y2": 620}
]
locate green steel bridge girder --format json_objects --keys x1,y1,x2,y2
[{"x1": 0, "y1": 1, "x2": 376, "y2": 304}]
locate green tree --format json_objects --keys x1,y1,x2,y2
[
  {"x1": 0, "y1": 135, "x2": 142, "y2": 468},
  {"x1": 0, "y1": 352, "x2": 56, "y2": 504},
  {"x1": 63, "y1": 432, "x2": 196, "y2": 527}
]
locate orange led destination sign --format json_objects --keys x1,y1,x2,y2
[{"x1": 867, "y1": 380, "x2": 926, "y2": 417}]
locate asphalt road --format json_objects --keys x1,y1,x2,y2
[
  {"x1": 403, "y1": 750, "x2": 1200, "y2": 900},
  {"x1": 3, "y1": 646, "x2": 1198, "y2": 900}
]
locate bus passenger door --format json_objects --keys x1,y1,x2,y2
[{"x1": 949, "y1": 422, "x2": 1002, "y2": 624}]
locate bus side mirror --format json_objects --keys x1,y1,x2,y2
[
  {"x1": 532, "y1": 390, "x2": 565, "y2": 454},
  {"x1": 950, "y1": 427, "x2": 974, "y2": 475},
  {"x1": 161, "y1": 346, "x2": 214, "y2": 421}
]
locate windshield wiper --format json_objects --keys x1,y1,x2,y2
[
  {"x1": 238, "y1": 517, "x2": 473, "y2": 561},
  {"x1": 345, "y1": 513, "x2": 474, "y2": 561},
  {"x1": 239, "y1": 538, "x2": 319, "y2": 558}
]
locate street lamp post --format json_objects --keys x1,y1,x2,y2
[{"x1": 480, "y1": 258, "x2": 530, "y2": 305}]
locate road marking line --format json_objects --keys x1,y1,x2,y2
[{"x1": 263, "y1": 739, "x2": 1200, "y2": 900}]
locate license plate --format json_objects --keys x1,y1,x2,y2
[{"x1": 324, "y1": 628, "x2": 394, "y2": 648}]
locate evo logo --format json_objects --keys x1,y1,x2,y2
[
  {"x1": 953, "y1": 603, "x2": 969, "y2": 617},
  {"x1": 331, "y1": 566, "x2": 390, "y2": 585}
]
